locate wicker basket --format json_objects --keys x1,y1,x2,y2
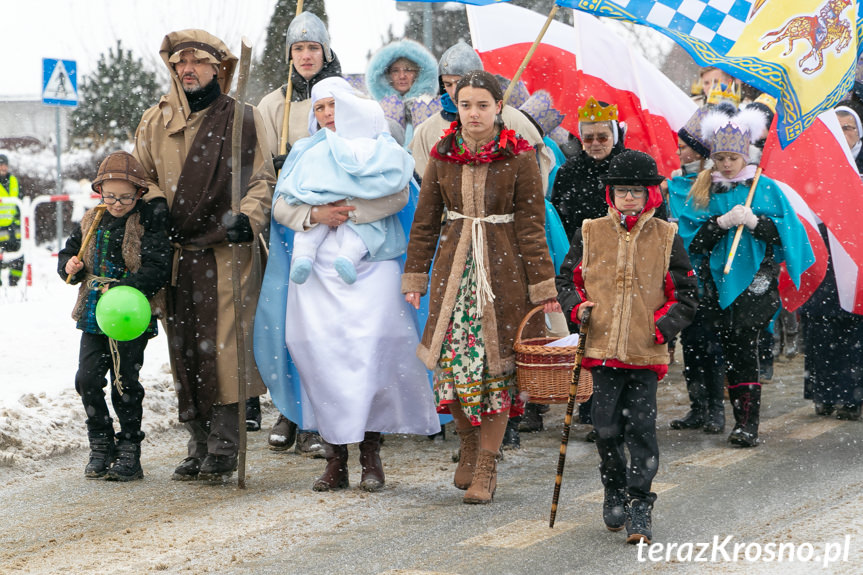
[{"x1": 514, "y1": 306, "x2": 593, "y2": 405}]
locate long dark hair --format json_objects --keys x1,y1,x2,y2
[{"x1": 436, "y1": 69, "x2": 508, "y2": 155}]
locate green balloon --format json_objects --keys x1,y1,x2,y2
[{"x1": 95, "y1": 286, "x2": 151, "y2": 341}]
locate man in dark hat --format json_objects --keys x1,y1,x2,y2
[
  {"x1": 0, "y1": 154, "x2": 24, "y2": 287},
  {"x1": 133, "y1": 29, "x2": 275, "y2": 482},
  {"x1": 556, "y1": 150, "x2": 697, "y2": 545}
]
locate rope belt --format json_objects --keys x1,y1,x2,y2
[
  {"x1": 86, "y1": 274, "x2": 126, "y2": 394},
  {"x1": 446, "y1": 211, "x2": 514, "y2": 317}
]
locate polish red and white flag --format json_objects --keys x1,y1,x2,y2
[
  {"x1": 465, "y1": 2, "x2": 695, "y2": 176},
  {"x1": 764, "y1": 110, "x2": 863, "y2": 315}
]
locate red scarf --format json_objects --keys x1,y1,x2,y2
[{"x1": 430, "y1": 121, "x2": 533, "y2": 165}]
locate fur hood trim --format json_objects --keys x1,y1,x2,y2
[{"x1": 365, "y1": 40, "x2": 438, "y2": 102}]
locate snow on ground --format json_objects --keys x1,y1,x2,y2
[{"x1": 0, "y1": 247, "x2": 182, "y2": 468}]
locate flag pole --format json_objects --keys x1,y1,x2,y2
[
  {"x1": 279, "y1": 0, "x2": 305, "y2": 157},
  {"x1": 723, "y1": 166, "x2": 763, "y2": 274},
  {"x1": 501, "y1": 4, "x2": 558, "y2": 106}
]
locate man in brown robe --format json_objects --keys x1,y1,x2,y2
[{"x1": 133, "y1": 29, "x2": 275, "y2": 481}]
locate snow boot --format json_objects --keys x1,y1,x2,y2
[
  {"x1": 359, "y1": 432, "x2": 385, "y2": 492},
  {"x1": 106, "y1": 440, "x2": 143, "y2": 481},
  {"x1": 728, "y1": 384, "x2": 761, "y2": 447},
  {"x1": 453, "y1": 426, "x2": 479, "y2": 490},
  {"x1": 463, "y1": 448, "x2": 498, "y2": 504},
  {"x1": 267, "y1": 413, "x2": 297, "y2": 451},
  {"x1": 313, "y1": 442, "x2": 349, "y2": 491},
  {"x1": 296, "y1": 431, "x2": 326, "y2": 458},
  {"x1": 671, "y1": 359, "x2": 708, "y2": 430},
  {"x1": 84, "y1": 432, "x2": 115, "y2": 479},
  {"x1": 245, "y1": 396, "x2": 262, "y2": 432},
  {"x1": 171, "y1": 457, "x2": 201, "y2": 481},
  {"x1": 625, "y1": 499, "x2": 653, "y2": 544},
  {"x1": 702, "y1": 368, "x2": 726, "y2": 434},
  {"x1": 602, "y1": 487, "x2": 628, "y2": 532},
  {"x1": 198, "y1": 453, "x2": 238, "y2": 482},
  {"x1": 669, "y1": 408, "x2": 705, "y2": 430}
]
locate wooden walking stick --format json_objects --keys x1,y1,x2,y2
[
  {"x1": 278, "y1": 0, "x2": 305, "y2": 157},
  {"x1": 231, "y1": 37, "x2": 253, "y2": 489},
  {"x1": 65, "y1": 204, "x2": 107, "y2": 284},
  {"x1": 550, "y1": 307, "x2": 591, "y2": 528},
  {"x1": 723, "y1": 166, "x2": 763, "y2": 274}
]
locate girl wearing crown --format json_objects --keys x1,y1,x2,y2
[
  {"x1": 402, "y1": 70, "x2": 559, "y2": 504},
  {"x1": 677, "y1": 111, "x2": 814, "y2": 447}
]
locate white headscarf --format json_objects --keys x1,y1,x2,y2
[
  {"x1": 836, "y1": 105, "x2": 862, "y2": 158},
  {"x1": 308, "y1": 77, "x2": 357, "y2": 136}
]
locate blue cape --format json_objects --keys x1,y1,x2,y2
[{"x1": 675, "y1": 174, "x2": 815, "y2": 309}]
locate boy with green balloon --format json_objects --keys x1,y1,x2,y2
[{"x1": 59, "y1": 151, "x2": 170, "y2": 481}]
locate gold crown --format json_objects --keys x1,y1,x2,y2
[
  {"x1": 706, "y1": 81, "x2": 741, "y2": 106},
  {"x1": 753, "y1": 93, "x2": 777, "y2": 115},
  {"x1": 578, "y1": 97, "x2": 618, "y2": 122}
]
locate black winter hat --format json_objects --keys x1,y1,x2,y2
[
  {"x1": 0, "y1": 154, "x2": 7, "y2": 165},
  {"x1": 603, "y1": 149, "x2": 664, "y2": 186}
]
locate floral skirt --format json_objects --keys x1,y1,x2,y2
[{"x1": 434, "y1": 255, "x2": 523, "y2": 426}]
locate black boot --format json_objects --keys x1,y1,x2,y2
[
  {"x1": 502, "y1": 416, "x2": 521, "y2": 450},
  {"x1": 313, "y1": 442, "x2": 349, "y2": 491},
  {"x1": 106, "y1": 439, "x2": 143, "y2": 481},
  {"x1": 245, "y1": 396, "x2": 262, "y2": 432},
  {"x1": 671, "y1": 357, "x2": 708, "y2": 430},
  {"x1": 84, "y1": 432, "x2": 115, "y2": 479},
  {"x1": 359, "y1": 432, "x2": 385, "y2": 492},
  {"x1": 728, "y1": 384, "x2": 761, "y2": 447},
  {"x1": 519, "y1": 403, "x2": 545, "y2": 432},
  {"x1": 625, "y1": 499, "x2": 653, "y2": 545},
  {"x1": 198, "y1": 453, "x2": 238, "y2": 481},
  {"x1": 702, "y1": 367, "x2": 726, "y2": 434},
  {"x1": 669, "y1": 408, "x2": 705, "y2": 430},
  {"x1": 602, "y1": 487, "x2": 627, "y2": 532}
]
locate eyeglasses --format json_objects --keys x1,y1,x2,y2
[
  {"x1": 613, "y1": 187, "x2": 647, "y2": 199},
  {"x1": 582, "y1": 133, "x2": 610, "y2": 144},
  {"x1": 101, "y1": 193, "x2": 137, "y2": 206},
  {"x1": 389, "y1": 66, "x2": 418, "y2": 75}
]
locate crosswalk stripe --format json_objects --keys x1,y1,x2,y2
[
  {"x1": 577, "y1": 482, "x2": 678, "y2": 503},
  {"x1": 457, "y1": 519, "x2": 579, "y2": 549},
  {"x1": 786, "y1": 418, "x2": 846, "y2": 440},
  {"x1": 673, "y1": 447, "x2": 756, "y2": 468}
]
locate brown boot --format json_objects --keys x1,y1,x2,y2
[
  {"x1": 453, "y1": 426, "x2": 479, "y2": 490},
  {"x1": 358, "y1": 432, "x2": 385, "y2": 492},
  {"x1": 312, "y1": 442, "x2": 349, "y2": 491},
  {"x1": 463, "y1": 448, "x2": 498, "y2": 504}
]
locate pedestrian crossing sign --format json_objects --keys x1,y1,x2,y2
[{"x1": 42, "y1": 58, "x2": 78, "y2": 107}]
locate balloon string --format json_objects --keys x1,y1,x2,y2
[
  {"x1": 85, "y1": 275, "x2": 119, "y2": 291},
  {"x1": 109, "y1": 337, "x2": 124, "y2": 395}
]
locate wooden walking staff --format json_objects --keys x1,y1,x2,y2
[
  {"x1": 231, "y1": 37, "x2": 253, "y2": 489},
  {"x1": 65, "y1": 204, "x2": 107, "y2": 284},
  {"x1": 550, "y1": 307, "x2": 591, "y2": 528},
  {"x1": 501, "y1": 4, "x2": 558, "y2": 107},
  {"x1": 278, "y1": 0, "x2": 305, "y2": 157},
  {"x1": 723, "y1": 166, "x2": 763, "y2": 274}
]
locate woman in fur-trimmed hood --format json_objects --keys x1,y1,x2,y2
[{"x1": 365, "y1": 39, "x2": 439, "y2": 145}]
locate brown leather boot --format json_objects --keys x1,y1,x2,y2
[
  {"x1": 463, "y1": 448, "x2": 498, "y2": 504},
  {"x1": 359, "y1": 432, "x2": 385, "y2": 492},
  {"x1": 453, "y1": 426, "x2": 479, "y2": 490},
  {"x1": 312, "y1": 442, "x2": 349, "y2": 491}
]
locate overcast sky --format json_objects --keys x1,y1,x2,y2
[{"x1": 4, "y1": 0, "x2": 407, "y2": 99}]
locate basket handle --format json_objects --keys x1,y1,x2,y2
[{"x1": 515, "y1": 305, "x2": 546, "y2": 344}]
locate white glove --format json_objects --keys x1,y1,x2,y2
[
  {"x1": 717, "y1": 204, "x2": 747, "y2": 229},
  {"x1": 741, "y1": 206, "x2": 759, "y2": 230}
]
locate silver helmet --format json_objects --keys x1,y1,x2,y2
[
  {"x1": 285, "y1": 12, "x2": 333, "y2": 63},
  {"x1": 438, "y1": 40, "x2": 483, "y2": 77}
]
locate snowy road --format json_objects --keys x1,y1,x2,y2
[{"x1": 1, "y1": 347, "x2": 862, "y2": 574}]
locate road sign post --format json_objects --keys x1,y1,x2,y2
[{"x1": 42, "y1": 58, "x2": 78, "y2": 251}]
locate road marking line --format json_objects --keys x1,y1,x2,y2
[
  {"x1": 577, "y1": 482, "x2": 677, "y2": 503},
  {"x1": 786, "y1": 418, "x2": 845, "y2": 440},
  {"x1": 457, "y1": 519, "x2": 578, "y2": 549},
  {"x1": 759, "y1": 406, "x2": 812, "y2": 434},
  {"x1": 673, "y1": 448, "x2": 757, "y2": 468},
  {"x1": 378, "y1": 571, "x2": 460, "y2": 575}
]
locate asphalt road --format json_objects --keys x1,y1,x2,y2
[{"x1": 1, "y1": 352, "x2": 861, "y2": 575}]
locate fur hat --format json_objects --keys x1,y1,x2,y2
[
  {"x1": 91, "y1": 151, "x2": 149, "y2": 192},
  {"x1": 285, "y1": 12, "x2": 333, "y2": 63},
  {"x1": 438, "y1": 41, "x2": 483, "y2": 77},
  {"x1": 604, "y1": 149, "x2": 665, "y2": 186},
  {"x1": 519, "y1": 90, "x2": 565, "y2": 136}
]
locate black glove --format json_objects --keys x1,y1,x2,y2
[
  {"x1": 225, "y1": 212, "x2": 253, "y2": 243},
  {"x1": 148, "y1": 197, "x2": 170, "y2": 230},
  {"x1": 272, "y1": 152, "x2": 289, "y2": 173}
]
